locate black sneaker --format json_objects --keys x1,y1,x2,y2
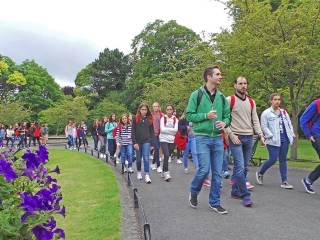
[
  {"x1": 209, "y1": 204, "x2": 228, "y2": 214},
  {"x1": 302, "y1": 177, "x2": 315, "y2": 194},
  {"x1": 189, "y1": 193, "x2": 198, "y2": 208}
]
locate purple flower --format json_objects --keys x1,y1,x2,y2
[
  {"x1": 57, "y1": 206, "x2": 66, "y2": 218},
  {"x1": 50, "y1": 166, "x2": 60, "y2": 174},
  {"x1": 54, "y1": 228, "x2": 65, "y2": 239},
  {"x1": 32, "y1": 225, "x2": 54, "y2": 240},
  {"x1": 46, "y1": 176, "x2": 57, "y2": 184},
  {"x1": 43, "y1": 217, "x2": 56, "y2": 229},
  {"x1": 19, "y1": 192, "x2": 40, "y2": 214},
  {"x1": 0, "y1": 158, "x2": 17, "y2": 182},
  {"x1": 21, "y1": 212, "x2": 32, "y2": 223}
]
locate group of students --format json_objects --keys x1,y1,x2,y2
[
  {"x1": 64, "y1": 121, "x2": 89, "y2": 150},
  {"x1": 186, "y1": 65, "x2": 320, "y2": 215},
  {"x1": 0, "y1": 122, "x2": 48, "y2": 148}
]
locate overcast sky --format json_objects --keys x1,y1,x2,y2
[{"x1": 0, "y1": 0, "x2": 231, "y2": 87}]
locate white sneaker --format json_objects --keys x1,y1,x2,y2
[
  {"x1": 164, "y1": 171, "x2": 171, "y2": 182},
  {"x1": 177, "y1": 159, "x2": 183, "y2": 164},
  {"x1": 184, "y1": 168, "x2": 189, "y2": 174},
  {"x1": 145, "y1": 174, "x2": 151, "y2": 184},
  {"x1": 159, "y1": 157, "x2": 163, "y2": 162},
  {"x1": 281, "y1": 182, "x2": 294, "y2": 189},
  {"x1": 116, "y1": 158, "x2": 120, "y2": 164},
  {"x1": 151, "y1": 164, "x2": 157, "y2": 171},
  {"x1": 157, "y1": 166, "x2": 163, "y2": 173},
  {"x1": 125, "y1": 160, "x2": 128, "y2": 165},
  {"x1": 137, "y1": 172, "x2": 142, "y2": 180},
  {"x1": 123, "y1": 166, "x2": 128, "y2": 173},
  {"x1": 128, "y1": 167, "x2": 134, "y2": 173},
  {"x1": 168, "y1": 157, "x2": 172, "y2": 163}
]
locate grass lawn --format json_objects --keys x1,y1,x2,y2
[
  {"x1": 253, "y1": 139, "x2": 320, "y2": 169},
  {"x1": 47, "y1": 149, "x2": 120, "y2": 240}
]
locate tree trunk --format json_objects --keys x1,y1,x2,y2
[{"x1": 290, "y1": 108, "x2": 299, "y2": 160}]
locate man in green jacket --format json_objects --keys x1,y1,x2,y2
[{"x1": 186, "y1": 65, "x2": 230, "y2": 214}]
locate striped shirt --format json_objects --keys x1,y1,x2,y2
[{"x1": 116, "y1": 124, "x2": 132, "y2": 145}]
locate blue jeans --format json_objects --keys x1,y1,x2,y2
[
  {"x1": 121, "y1": 144, "x2": 133, "y2": 168},
  {"x1": 190, "y1": 135, "x2": 224, "y2": 206},
  {"x1": 260, "y1": 141, "x2": 289, "y2": 182},
  {"x1": 229, "y1": 135, "x2": 252, "y2": 198},
  {"x1": 183, "y1": 137, "x2": 198, "y2": 169},
  {"x1": 136, "y1": 143, "x2": 150, "y2": 173},
  {"x1": 222, "y1": 147, "x2": 230, "y2": 172},
  {"x1": 108, "y1": 139, "x2": 116, "y2": 156},
  {"x1": 152, "y1": 135, "x2": 160, "y2": 167}
]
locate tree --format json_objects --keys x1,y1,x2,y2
[
  {"x1": 214, "y1": 0, "x2": 320, "y2": 159},
  {"x1": 125, "y1": 20, "x2": 212, "y2": 112},
  {"x1": 0, "y1": 103, "x2": 31, "y2": 125},
  {"x1": 0, "y1": 55, "x2": 26, "y2": 103},
  {"x1": 75, "y1": 49, "x2": 131, "y2": 98},
  {"x1": 88, "y1": 99, "x2": 128, "y2": 124},
  {"x1": 38, "y1": 97, "x2": 88, "y2": 135},
  {"x1": 16, "y1": 60, "x2": 63, "y2": 117},
  {"x1": 61, "y1": 86, "x2": 75, "y2": 97}
]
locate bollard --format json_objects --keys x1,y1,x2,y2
[
  {"x1": 106, "y1": 154, "x2": 108, "y2": 163},
  {"x1": 144, "y1": 224, "x2": 151, "y2": 240},
  {"x1": 133, "y1": 188, "x2": 139, "y2": 208},
  {"x1": 97, "y1": 152, "x2": 100, "y2": 159},
  {"x1": 85, "y1": 147, "x2": 87, "y2": 153},
  {"x1": 127, "y1": 172, "x2": 131, "y2": 187},
  {"x1": 91, "y1": 149, "x2": 93, "y2": 156}
]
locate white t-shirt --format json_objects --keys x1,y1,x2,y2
[{"x1": 159, "y1": 115, "x2": 178, "y2": 143}]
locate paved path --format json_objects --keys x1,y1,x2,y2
[{"x1": 128, "y1": 161, "x2": 320, "y2": 240}]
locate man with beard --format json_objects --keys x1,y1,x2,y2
[{"x1": 225, "y1": 76, "x2": 265, "y2": 207}]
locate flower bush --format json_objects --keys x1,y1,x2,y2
[{"x1": 0, "y1": 146, "x2": 65, "y2": 240}]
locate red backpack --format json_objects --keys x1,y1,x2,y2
[
  {"x1": 111, "y1": 123, "x2": 119, "y2": 138},
  {"x1": 174, "y1": 130, "x2": 187, "y2": 151},
  {"x1": 230, "y1": 95, "x2": 254, "y2": 111},
  {"x1": 34, "y1": 127, "x2": 41, "y2": 137}
]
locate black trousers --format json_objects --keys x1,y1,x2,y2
[
  {"x1": 160, "y1": 142, "x2": 175, "y2": 172},
  {"x1": 308, "y1": 136, "x2": 320, "y2": 183}
]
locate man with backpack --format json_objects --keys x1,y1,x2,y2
[
  {"x1": 225, "y1": 76, "x2": 265, "y2": 207},
  {"x1": 186, "y1": 65, "x2": 230, "y2": 214},
  {"x1": 300, "y1": 99, "x2": 320, "y2": 194}
]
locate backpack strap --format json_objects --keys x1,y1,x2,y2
[
  {"x1": 308, "y1": 99, "x2": 320, "y2": 128},
  {"x1": 230, "y1": 95, "x2": 236, "y2": 111},
  {"x1": 248, "y1": 97, "x2": 254, "y2": 109},
  {"x1": 195, "y1": 88, "x2": 203, "y2": 112}
]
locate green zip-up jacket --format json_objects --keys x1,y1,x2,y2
[{"x1": 186, "y1": 86, "x2": 230, "y2": 137}]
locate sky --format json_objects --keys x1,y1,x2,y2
[{"x1": 0, "y1": 0, "x2": 232, "y2": 87}]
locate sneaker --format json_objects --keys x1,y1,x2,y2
[
  {"x1": 256, "y1": 172, "x2": 263, "y2": 185},
  {"x1": 159, "y1": 157, "x2": 163, "y2": 162},
  {"x1": 246, "y1": 181, "x2": 255, "y2": 190},
  {"x1": 223, "y1": 171, "x2": 230, "y2": 179},
  {"x1": 125, "y1": 160, "x2": 128, "y2": 165},
  {"x1": 177, "y1": 159, "x2": 183, "y2": 164},
  {"x1": 151, "y1": 164, "x2": 157, "y2": 171},
  {"x1": 156, "y1": 166, "x2": 163, "y2": 173},
  {"x1": 242, "y1": 196, "x2": 253, "y2": 207},
  {"x1": 280, "y1": 181, "x2": 293, "y2": 189},
  {"x1": 164, "y1": 171, "x2": 171, "y2": 181},
  {"x1": 209, "y1": 204, "x2": 228, "y2": 214},
  {"x1": 189, "y1": 193, "x2": 198, "y2": 208},
  {"x1": 203, "y1": 179, "x2": 211, "y2": 187},
  {"x1": 184, "y1": 168, "x2": 189, "y2": 174},
  {"x1": 301, "y1": 177, "x2": 315, "y2": 194},
  {"x1": 137, "y1": 172, "x2": 143, "y2": 180},
  {"x1": 145, "y1": 174, "x2": 151, "y2": 184},
  {"x1": 123, "y1": 166, "x2": 128, "y2": 173},
  {"x1": 116, "y1": 158, "x2": 120, "y2": 164},
  {"x1": 128, "y1": 167, "x2": 134, "y2": 173},
  {"x1": 168, "y1": 157, "x2": 172, "y2": 163}
]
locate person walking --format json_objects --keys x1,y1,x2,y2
[
  {"x1": 186, "y1": 65, "x2": 230, "y2": 214},
  {"x1": 300, "y1": 98, "x2": 320, "y2": 194},
  {"x1": 256, "y1": 93, "x2": 295, "y2": 189},
  {"x1": 116, "y1": 114, "x2": 134, "y2": 173},
  {"x1": 132, "y1": 102, "x2": 154, "y2": 184},
  {"x1": 225, "y1": 76, "x2": 265, "y2": 207},
  {"x1": 159, "y1": 104, "x2": 179, "y2": 181}
]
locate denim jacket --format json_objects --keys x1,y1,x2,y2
[{"x1": 260, "y1": 107, "x2": 295, "y2": 146}]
